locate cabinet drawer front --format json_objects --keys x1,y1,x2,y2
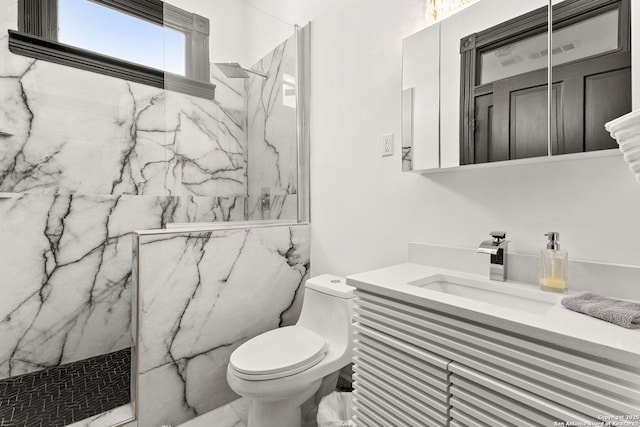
[
  {"x1": 353, "y1": 382, "x2": 448, "y2": 426},
  {"x1": 451, "y1": 375, "x2": 558, "y2": 425},
  {"x1": 353, "y1": 362, "x2": 449, "y2": 424},
  {"x1": 452, "y1": 396, "x2": 524, "y2": 427},
  {"x1": 353, "y1": 366, "x2": 448, "y2": 416},
  {"x1": 354, "y1": 325, "x2": 450, "y2": 381},
  {"x1": 450, "y1": 407, "x2": 495, "y2": 427},
  {"x1": 355, "y1": 291, "x2": 640, "y2": 418},
  {"x1": 352, "y1": 307, "x2": 451, "y2": 427},
  {"x1": 452, "y1": 387, "x2": 544, "y2": 426},
  {"x1": 353, "y1": 356, "x2": 449, "y2": 407},
  {"x1": 450, "y1": 363, "x2": 598, "y2": 424},
  {"x1": 353, "y1": 316, "x2": 450, "y2": 370},
  {"x1": 353, "y1": 396, "x2": 401, "y2": 427}
]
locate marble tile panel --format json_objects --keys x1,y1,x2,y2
[
  {"x1": 247, "y1": 193, "x2": 298, "y2": 221},
  {"x1": 65, "y1": 404, "x2": 134, "y2": 427},
  {"x1": 0, "y1": 194, "x2": 129, "y2": 378},
  {"x1": 0, "y1": 1, "x2": 17, "y2": 34},
  {"x1": 1, "y1": 22, "x2": 248, "y2": 199},
  {"x1": 178, "y1": 398, "x2": 248, "y2": 427},
  {"x1": 0, "y1": 192, "x2": 252, "y2": 380},
  {"x1": 0, "y1": 194, "x2": 142, "y2": 378},
  {"x1": 0, "y1": 56, "x2": 170, "y2": 195},
  {"x1": 136, "y1": 224, "x2": 310, "y2": 427},
  {"x1": 168, "y1": 195, "x2": 246, "y2": 224},
  {"x1": 164, "y1": 82, "x2": 246, "y2": 199}
]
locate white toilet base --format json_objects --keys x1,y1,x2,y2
[{"x1": 246, "y1": 378, "x2": 322, "y2": 427}]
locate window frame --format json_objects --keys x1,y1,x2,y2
[{"x1": 9, "y1": 0, "x2": 215, "y2": 99}]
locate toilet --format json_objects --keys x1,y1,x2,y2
[{"x1": 226, "y1": 274, "x2": 355, "y2": 427}]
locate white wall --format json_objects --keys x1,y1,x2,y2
[
  {"x1": 243, "y1": 2, "x2": 297, "y2": 66},
  {"x1": 165, "y1": 0, "x2": 295, "y2": 67},
  {"x1": 252, "y1": 0, "x2": 640, "y2": 277},
  {"x1": 164, "y1": 0, "x2": 246, "y2": 63}
]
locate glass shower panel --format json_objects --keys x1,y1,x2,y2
[
  {"x1": 245, "y1": 29, "x2": 300, "y2": 221},
  {"x1": 162, "y1": 0, "x2": 249, "y2": 223},
  {"x1": 162, "y1": 0, "x2": 301, "y2": 224},
  {"x1": 134, "y1": 3, "x2": 307, "y2": 425}
]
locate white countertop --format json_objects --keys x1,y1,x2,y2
[{"x1": 347, "y1": 263, "x2": 640, "y2": 359}]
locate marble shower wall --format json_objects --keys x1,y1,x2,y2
[
  {"x1": 0, "y1": 0, "x2": 300, "y2": 380},
  {"x1": 0, "y1": 55, "x2": 247, "y2": 198},
  {"x1": 246, "y1": 33, "x2": 299, "y2": 221},
  {"x1": 134, "y1": 223, "x2": 310, "y2": 427},
  {"x1": 0, "y1": 193, "x2": 245, "y2": 380}
]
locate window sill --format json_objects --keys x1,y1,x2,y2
[{"x1": 8, "y1": 30, "x2": 215, "y2": 100}]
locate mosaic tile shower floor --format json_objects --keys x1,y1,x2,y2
[{"x1": 0, "y1": 348, "x2": 131, "y2": 427}]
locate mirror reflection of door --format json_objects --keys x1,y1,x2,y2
[{"x1": 460, "y1": 0, "x2": 630, "y2": 165}]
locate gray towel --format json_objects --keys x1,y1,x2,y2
[{"x1": 561, "y1": 293, "x2": 640, "y2": 329}]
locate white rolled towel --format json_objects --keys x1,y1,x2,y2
[{"x1": 605, "y1": 109, "x2": 640, "y2": 186}]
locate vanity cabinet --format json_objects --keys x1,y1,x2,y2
[
  {"x1": 352, "y1": 316, "x2": 451, "y2": 426},
  {"x1": 351, "y1": 290, "x2": 640, "y2": 427}
]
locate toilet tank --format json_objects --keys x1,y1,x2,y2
[
  {"x1": 296, "y1": 275, "x2": 355, "y2": 346},
  {"x1": 304, "y1": 275, "x2": 355, "y2": 299}
]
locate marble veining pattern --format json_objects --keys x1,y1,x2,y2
[
  {"x1": 0, "y1": 0, "x2": 248, "y2": 198},
  {"x1": 1, "y1": 8, "x2": 302, "y2": 427},
  {"x1": 178, "y1": 397, "x2": 248, "y2": 427},
  {"x1": 65, "y1": 404, "x2": 134, "y2": 427},
  {"x1": 402, "y1": 145, "x2": 413, "y2": 171},
  {"x1": 0, "y1": 64, "x2": 247, "y2": 198},
  {"x1": 136, "y1": 224, "x2": 310, "y2": 427},
  {"x1": 0, "y1": 193, "x2": 244, "y2": 380},
  {"x1": 0, "y1": 0, "x2": 297, "y2": 383}
]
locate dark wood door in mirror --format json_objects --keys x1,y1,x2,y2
[{"x1": 460, "y1": 0, "x2": 630, "y2": 165}]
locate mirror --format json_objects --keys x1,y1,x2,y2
[
  {"x1": 403, "y1": 0, "x2": 631, "y2": 171},
  {"x1": 402, "y1": 23, "x2": 441, "y2": 171},
  {"x1": 551, "y1": 0, "x2": 631, "y2": 156}
]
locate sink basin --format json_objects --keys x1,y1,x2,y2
[{"x1": 409, "y1": 274, "x2": 558, "y2": 314}]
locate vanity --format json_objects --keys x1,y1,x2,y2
[{"x1": 346, "y1": 259, "x2": 640, "y2": 426}]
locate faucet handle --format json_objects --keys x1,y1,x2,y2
[{"x1": 490, "y1": 231, "x2": 506, "y2": 242}]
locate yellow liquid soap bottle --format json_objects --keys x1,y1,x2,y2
[{"x1": 539, "y1": 232, "x2": 568, "y2": 293}]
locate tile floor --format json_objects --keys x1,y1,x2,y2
[
  {"x1": 65, "y1": 404, "x2": 133, "y2": 427},
  {"x1": 178, "y1": 369, "x2": 353, "y2": 427},
  {"x1": 178, "y1": 398, "x2": 249, "y2": 427},
  {"x1": 0, "y1": 348, "x2": 131, "y2": 427}
]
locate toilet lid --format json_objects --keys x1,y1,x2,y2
[{"x1": 229, "y1": 326, "x2": 328, "y2": 379}]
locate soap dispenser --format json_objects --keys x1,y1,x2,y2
[{"x1": 539, "y1": 232, "x2": 568, "y2": 293}]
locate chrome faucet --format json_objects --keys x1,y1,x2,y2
[{"x1": 477, "y1": 231, "x2": 509, "y2": 282}]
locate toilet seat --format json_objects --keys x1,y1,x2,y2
[{"x1": 229, "y1": 326, "x2": 329, "y2": 380}]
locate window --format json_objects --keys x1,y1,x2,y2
[
  {"x1": 58, "y1": 0, "x2": 187, "y2": 75},
  {"x1": 9, "y1": 0, "x2": 215, "y2": 99}
]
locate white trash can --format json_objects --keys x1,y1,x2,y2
[{"x1": 317, "y1": 392, "x2": 355, "y2": 427}]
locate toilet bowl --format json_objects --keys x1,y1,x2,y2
[{"x1": 226, "y1": 274, "x2": 355, "y2": 427}]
